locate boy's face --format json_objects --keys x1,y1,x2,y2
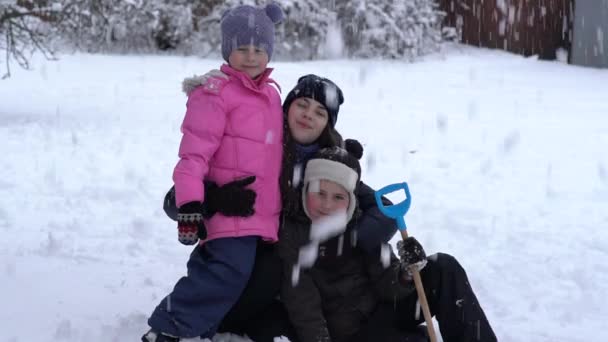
[
  {"x1": 228, "y1": 45, "x2": 269, "y2": 79},
  {"x1": 287, "y1": 97, "x2": 329, "y2": 144},
  {"x1": 305, "y1": 179, "x2": 349, "y2": 222}
]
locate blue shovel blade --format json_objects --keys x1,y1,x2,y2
[{"x1": 374, "y1": 182, "x2": 411, "y2": 231}]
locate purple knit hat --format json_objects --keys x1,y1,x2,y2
[{"x1": 221, "y1": 3, "x2": 284, "y2": 61}]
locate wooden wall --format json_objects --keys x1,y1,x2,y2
[{"x1": 439, "y1": 0, "x2": 573, "y2": 60}]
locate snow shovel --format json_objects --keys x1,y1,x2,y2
[{"x1": 375, "y1": 182, "x2": 438, "y2": 342}]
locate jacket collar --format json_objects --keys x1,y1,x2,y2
[{"x1": 220, "y1": 64, "x2": 281, "y2": 93}]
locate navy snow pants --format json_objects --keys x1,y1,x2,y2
[{"x1": 148, "y1": 236, "x2": 258, "y2": 338}]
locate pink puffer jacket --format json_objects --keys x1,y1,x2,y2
[{"x1": 173, "y1": 64, "x2": 284, "y2": 243}]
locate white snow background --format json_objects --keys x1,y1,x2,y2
[{"x1": 1, "y1": 45, "x2": 607, "y2": 342}]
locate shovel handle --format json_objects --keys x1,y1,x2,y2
[
  {"x1": 376, "y1": 182, "x2": 437, "y2": 342},
  {"x1": 400, "y1": 230, "x2": 438, "y2": 342}
]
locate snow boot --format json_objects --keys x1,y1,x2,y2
[{"x1": 141, "y1": 330, "x2": 180, "y2": 342}]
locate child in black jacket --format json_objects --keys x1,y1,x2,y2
[{"x1": 278, "y1": 141, "x2": 497, "y2": 342}]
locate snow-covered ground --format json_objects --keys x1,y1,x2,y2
[{"x1": 1, "y1": 45, "x2": 607, "y2": 342}]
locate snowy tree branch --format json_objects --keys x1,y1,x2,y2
[{"x1": 1, "y1": 2, "x2": 61, "y2": 78}]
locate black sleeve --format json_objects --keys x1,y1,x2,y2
[
  {"x1": 281, "y1": 265, "x2": 332, "y2": 342},
  {"x1": 163, "y1": 185, "x2": 178, "y2": 221},
  {"x1": 364, "y1": 245, "x2": 415, "y2": 302},
  {"x1": 277, "y1": 220, "x2": 332, "y2": 342},
  {"x1": 353, "y1": 181, "x2": 398, "y2": 253}
]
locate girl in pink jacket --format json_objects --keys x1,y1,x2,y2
[{"x1": 143, "y1": 4, "x2": 285, "y2": 342}]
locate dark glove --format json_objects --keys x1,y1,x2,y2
[
  {"x1": 204, "y1": 176, "x2": 257, "y2": 217},
  {"x1": 177, "y1": 201, "x2": 207, "y2": 245},
  {"x1": 396, "y1": 236, "x2": 427, "y2": 280},
  {"x1": 163, "y1": 176, "x2": 257, "y2": 221}
]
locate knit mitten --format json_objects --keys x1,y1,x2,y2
[
  {"x1": 396, "y1": 236, "x2": 427, "y2": 281},
  {"x1": 177, "y1": 202, "x2": 206, "y2": 245}
]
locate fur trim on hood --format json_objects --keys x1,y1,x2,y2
[{"x1": 182, "y1": 75, "x2": 208, "y2": 96}]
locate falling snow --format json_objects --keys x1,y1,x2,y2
[{"x1": 308, "y1": 212, "x2": 348, "y2": 242}]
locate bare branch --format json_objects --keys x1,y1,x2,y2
[{"x1": 1, "y1": 2, "x2": 60, "y2": 78}]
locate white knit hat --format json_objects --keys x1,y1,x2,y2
[{"x1": 302, "y1": 140, "x2": 363, "y2": 222}]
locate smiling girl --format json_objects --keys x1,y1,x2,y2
[{"x1": 142, "y1": 4, "x2": 285, "y2": 342}]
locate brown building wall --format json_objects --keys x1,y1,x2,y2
[{"x1": 439, "y1": 0, "x2": 573, "y2": 60}]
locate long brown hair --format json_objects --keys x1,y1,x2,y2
[{"x1": 279, "y1": 112, "x2": 343, "y2": 219}]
